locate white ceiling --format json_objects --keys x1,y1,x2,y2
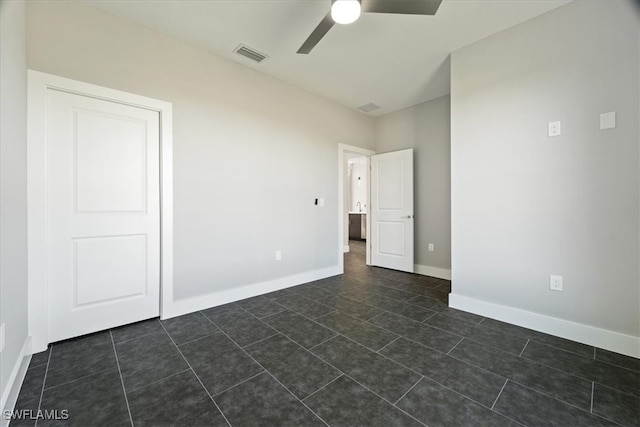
[{"x1": 83, "y1": 0, "x2": 571, "y2": 116}]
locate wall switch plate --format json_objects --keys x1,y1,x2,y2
[
  {"x1": 600, "y1": 112, "x2": 616, "y2": 130},
  {"x1": 275, "y1": 250, "x2": 282, "y2": 261},
  {"x1": 550, "y1": 275, "x2": 563, "y2": 291},
  {"x1": 548, "y1": 121, "x2": 561, "y2": 137},
  {"x1": 428, "y1": 243, "x2": 434, "y2": 252},
  {"x1": 0, "y1": 323, "x2": 5, "y2": 352}
]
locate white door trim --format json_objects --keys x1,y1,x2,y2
[
  {"x1": 27, "y1": 70, "x2": 173, "y2": 352},
  {"x1": 338, "y1": 144, "x2": 375, "y2": 272}
]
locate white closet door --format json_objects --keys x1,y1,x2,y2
[{"x1": 47, "y1": 89, "x2": 160, "y2": 342}]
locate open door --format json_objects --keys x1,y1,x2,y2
[{"x1": 370, "y1": 149, "x2": 414, "y2": 272}]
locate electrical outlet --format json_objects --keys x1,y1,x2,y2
[
  {"x1": 548, "y1": 121, "x2": 561, "y2": 137},
  {"x1": 275, "y1": 250, "x2": 282, "y2": 261},
  {"x1": 428, "y1": 243, "x2": 434, "y2": 252},
  {"x1": 550, "y1": 275, "x2": 563, "y2": 291},
  {"x1": 0, "y1": 323, "x2": 5, "y2": 352}
]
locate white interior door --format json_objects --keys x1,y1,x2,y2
[
  {"x1": 47, "y1": 89, "x2": 160, "y2": 342},
  {"x1": 370, "y1": 149, "x2": 414, "y2": 272}
]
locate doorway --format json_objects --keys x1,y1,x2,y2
[
  {"x1": 346, "y1": 154, "x2": 369, "y2": 272},
  {"x1": 338, "y1": 144, "x2": 374, "y2": 273},
  {"x1": 338, "y1": 145, "x2": 415, "y2": 275}
]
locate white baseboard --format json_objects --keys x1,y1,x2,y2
[
  {"x1": 162, "y1": 265, "x2": 342, "y2": 320},
  {"x1": 414, "y1": 264, "x2": 451, "y2": 280},
  {"x1": 343, "y1": 245, "x2": 350, "y2": 253},
  {"x1": 1, "y1": 337, "x2": 32, "y2": 427},
  {"x1": 449, "y1": 293, "x2": 640, "y2": 358}
]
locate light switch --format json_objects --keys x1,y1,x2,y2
[
  {"x1": 600, "y1": 112, "x2": 616, "y2": 130},
  {"x1": 318, "y1": 198, "x2": 325, "y2": 207},
  {"x1": 548, "y1": 121, "x2": 561, "y2": 137}
]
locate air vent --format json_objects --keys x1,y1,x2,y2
[
  {"x1": 234, "y1": 44, "x2": 268, "y2": 63},
  {"x1": 357, "y1": 103, "x2": 381, "y2": 113}
]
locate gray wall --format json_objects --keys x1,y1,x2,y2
[
  {"x1": 451, "y1": 0, "x2": 639, "y2": 336},
  {"x1": 375, "y1": 95, "x2": 451, "y2": 271},
  {"x1": 27, "y1": 1, "x2": 375, "y2": 303},
  {"x1": 0, "y1": 0, "x2": 29, "y2": 407}
]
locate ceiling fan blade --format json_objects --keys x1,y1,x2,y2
[
  {"x1": 361, "y1": 0, "x2": 442, "y2": 15},
  {"x1": 297, "y1": 12, "x2": 335, "y2": 54}
]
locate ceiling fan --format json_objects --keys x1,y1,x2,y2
[{"x1": 297, "y1": 0, "x2": 443, "y2": 54}]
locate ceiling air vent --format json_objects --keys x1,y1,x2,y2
[
  {"x1": 234, "y1": 44, "x2": 268, "y2": 63},
  {"x1": 357, "y1": 103, "x2": 381, "y2": 113}
]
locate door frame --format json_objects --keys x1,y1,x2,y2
[
  {"x1": 338, "y1": 144, "x2": 375, "y2": 272},
  {"x1": 27, "y1": 70, "x2": 174, "y2": 353}
]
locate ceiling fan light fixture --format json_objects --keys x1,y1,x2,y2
[{"x1": 331, "y1": 0, "x2": 361, "y2": 25}]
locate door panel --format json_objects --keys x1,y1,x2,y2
[
  {"x1": 371, "y1": 149, "x2": 414, "y2": 272},
  {"x1": 47, "y1": 89, "x2": 160, "y2": 342},
  {"x1": 75, "y1": 109, "x2": 147, "y2": 213},
  {"x1": 73, "y1": 234, "x2": 148, "y2": 306}
]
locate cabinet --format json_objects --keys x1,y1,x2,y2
[{"x1": 349, "y1": 213, "x2": 366, "y2": 240}]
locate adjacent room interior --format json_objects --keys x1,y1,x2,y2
[{"x1": 1, "y1": 0, "x2": 638, "y2": 426}]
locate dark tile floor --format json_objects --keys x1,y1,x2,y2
[{"x1": 10, "y1": 241, "x2": 640, "y2": 426}]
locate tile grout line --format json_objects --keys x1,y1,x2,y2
[
  {"x1": 497, "y1": 376, "x2": 619, "y2": 422},
  {"x1": 257, "y1": 308, "x2": 287, "y2": 319},
  {"x1": 203, "y1": 317, "x2": 331, "y2": 427},
  {"x1": 516, "y1": 379, "x2": 627, "y2": 427},
  {"x1": 41, "y1": 366, "x2": 121, "y2": 392},
  {"x1": 376, "y1": 336, "x2": 401, "y2": 354},
  {"x1": 446, "y1": 337, "x2": 464, "y2": 355},
  {"x1": 518, "y1": 339, "x2": 530, "y2": 357},
  {"x1": 393, "y1": 376, "x2": 423, "y2": 406},
  {"x1": 420, "y1": 311, "x2": 439, "y2": 324},
  {"x1": 360, "y1": 314, "x2": 467, "y2": 359},
  {"x1": 447, "y1": 349, "x2": 601, "y2": 413},
  {"x1": 157, "y1": 321, "x2": 233, "y2": 427},
  {"x1": 590, "y1": 382, "x2": 594, "y2": 413},
  {"x1": 490, "y1": 379, "x2": 508, "y2": 410},
  {"x1": 240, "y1": 332, "x2": 280, "y2": 349},
  {"x1": 110, "y1": 330, "x2": 134, "y2": 427},
  {"x1": 211, "y1": 371, "x2": 267, "y2": 398},
  {"x1": 335, "y1": 372, "x2": 428, "y2": 427},
  {"x1": 306, "y1": 335, "x2": 340, "y2": 352},
  {"x1": 169, "y1": 330, "x2": 224, "y2": 348},
  {"x1": 125, "y1": 369, "x2": 191, "y2": 394},
  {"x1": 460, "y1": 318, "x2": 598, "y2": 360},
  {"x1": 591, "y1": 358, "x2": 640, "y2": 374},
  {"x1": 33, "y1": 346, "x2": 53, "y2": 427},
  {"x1": 517, "y1": 344, "x2": 640, "y2": 385},
  {"x1": 300, "y1": 374, "x2": 344, "y2": 402}
]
